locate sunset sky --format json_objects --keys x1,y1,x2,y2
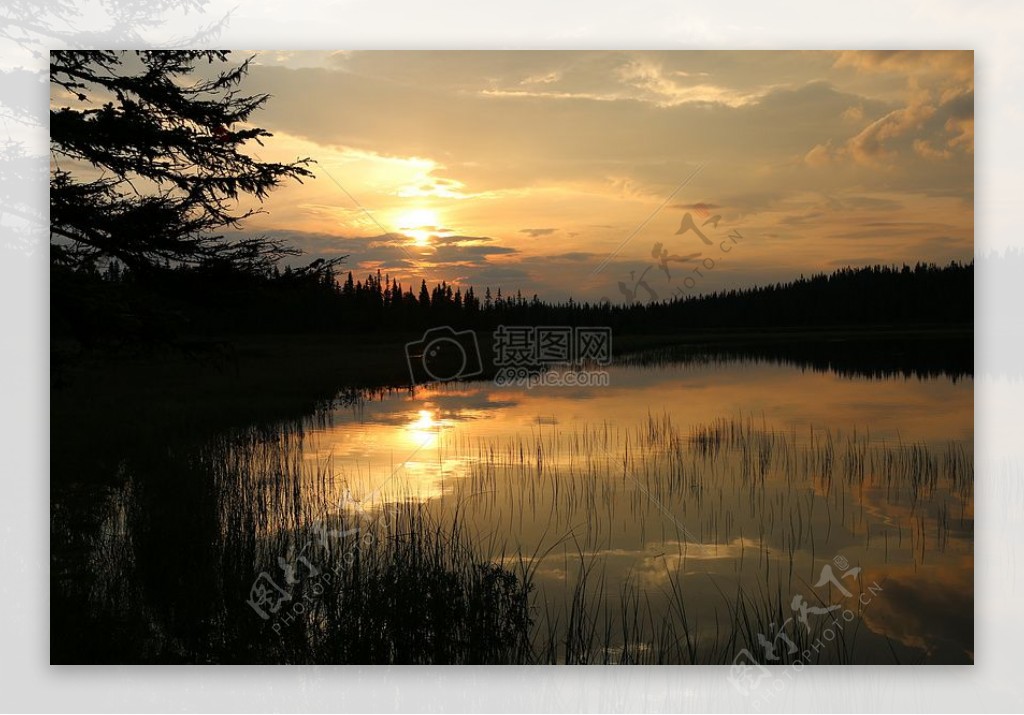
[{"x1": 233, "y1": 50, "x2": 973, "y2": 302}]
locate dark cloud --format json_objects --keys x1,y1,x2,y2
[
  {"x1": 780, "y1": 211, "x2": 827, "y2": 226},
  {"x1": 828, "y1": 221, "x2": 957, "y2": 240},
  {"x1": 670, "y1": 202, "x2": 722, "y2": 211},
  {"x1": 549, "y1": 251, "x2": 600, "y2": 261},
  {"x1": 250, "y1": 229, "x2": 525, "y2": 290}
]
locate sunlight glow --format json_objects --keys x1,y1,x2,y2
[
  {"x1": 407, "y1": 408, "x2": 443, "y2": 447},
  {"x1": 395, "y1": 208, "x2": 441, "y2": 246},
  {"x1": 410, "y1": 408, "x2": 437, "y2": 431}
]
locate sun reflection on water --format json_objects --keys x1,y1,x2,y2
[{"x1": 406, "y1": 407, "x2": 445, "y2": 447}]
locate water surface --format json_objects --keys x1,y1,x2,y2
[{"x1": 297, "y1": 356, "x2": 973, "y2": 664}]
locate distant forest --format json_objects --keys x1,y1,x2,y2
[{"x1": 52, "y1": 258, "x2": 973, "y2": 347}]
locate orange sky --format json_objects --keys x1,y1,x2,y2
[{"x1": 222, "y1": 51, "x2": 974, "y2": 301}]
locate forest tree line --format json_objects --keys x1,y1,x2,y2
[{"x1": 52, "y1": 257, "x2": 973, "y2": 347}]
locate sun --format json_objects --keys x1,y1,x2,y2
[{"x1": 395, "y1": 208, "x2": 440, "y2": 246}]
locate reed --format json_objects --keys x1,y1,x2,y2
[{"x1": 59, "y1": 409, "x2": 972, "y2": 664}]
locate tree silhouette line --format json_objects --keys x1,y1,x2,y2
[{"x1": 52, "y1": 258, "x2": 973, "y2": 348}]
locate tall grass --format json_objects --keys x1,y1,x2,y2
[
  {"x1": 57, "y1": 410, "x2": 972, "y2": 664},
  {"x1": 445, "y1": 411, "x2": 971, "y2": 664}
]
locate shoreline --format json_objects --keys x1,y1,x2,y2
[{"x1": 51, "y1": 324, "x2": 973, "y2": 487}]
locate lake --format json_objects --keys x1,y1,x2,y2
[
  {"x1": 288, "y1": 353, "x2": 973, "y2": 664},
  {"x1": 52, "y1": 347, "x2": 973, "y2": 665}
]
